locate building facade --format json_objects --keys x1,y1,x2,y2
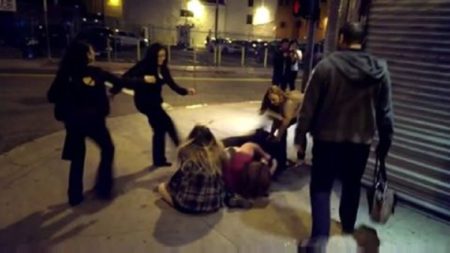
[
  {"x1": 274, "y1": 0, "x2": 329, "y2": 42},
  {"x1": 117, "y1": 0, "x2": 278, "y2": 47}
]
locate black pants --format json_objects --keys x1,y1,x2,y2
[
  {"x1": 64, "y1": 118, "x2": 114, "y2": 202},
  {"x1": 309, "y1": 140, "x2": 370, "y2": 238},
  {"x1": 282, "y1": 71, "x2": 298, "y2": 91},
  {"x1": 221, "y1": 128, "x2": 288, "y2": 176},
  {"x1": 146, "y1": 106, "x2": 180, "y2": 165}
]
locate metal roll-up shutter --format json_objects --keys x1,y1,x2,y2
[{"x1": 364, "y1": 0, "x2": 450, "y2": 219}]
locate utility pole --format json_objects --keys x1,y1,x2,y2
[
  {"x1": 324, "y1": 0, "x2": 341, "y2": 56},
  {"x1": 43, "y1": 0, "x2": 52, "y2": 60},
  {"x1": 300, "y1": 0, "x2": 318, "y2": 92},
  {"x1": 214, "y1": 0, "x2": 219, "y2": 66}
]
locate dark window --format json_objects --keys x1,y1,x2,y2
[
  {"x1": 247, "y1": 14, "x2": 253, "y2": 24},
  {"x1": 248, "y1": 0, "x2": 254, "y2": 7},
  {"x1": 278, "y1": 0, "x2": 283, "y2": 6},
  {"x1": 280, "y1": 21, "x2": 286, "y2": 28},
  {"x1": 296, "y1": 20, "x2": 302, "y2": 28},
  {"x1": 202, "y1": 0, "x2": 226, "y2": 5}
]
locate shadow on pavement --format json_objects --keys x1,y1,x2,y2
[
  {"x1": 0, "y1": 166, "x2": 171, "y2": 248},
  {"x1": 152, "y1": 199, "x2": 223, "y2": 247}
]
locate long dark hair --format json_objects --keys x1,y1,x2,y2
[
  {"x1": 124, "y1": 42, "x2": 168, "y2": 77},
  {"x1": 47, "y1": 40, "x2": 91, "y2": 105},
  {"x1": 56, "y1": 40, "x2": 91, "y2": 80},
  {"x1": 240, "y1": 161, "x2": 271, "y2": 198}
]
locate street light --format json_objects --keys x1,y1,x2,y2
[
  {"x1": 187, "y1": 0, "x2": 205, "y2": 18},
  {"x1": 254, "y1": 5, "x2": 271, "y2": 25},
  {"x1": 108, "y1": 0, "x2": 121, "y2": 7}
]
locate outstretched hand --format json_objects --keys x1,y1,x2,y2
[
  {"x1": 187, "y1": 88, "x2": 196, "y2": 95},
  {"x1": 296, "y1": 145, "x2": 305, "y2": 161}
]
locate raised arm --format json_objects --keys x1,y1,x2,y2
[{"x1": 163, "y1": 67, "x2": 188, "y2": 95}]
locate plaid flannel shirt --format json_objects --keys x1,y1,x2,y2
[{"x1": 169, "y1": 160, "x2": 225, "y2": 213}]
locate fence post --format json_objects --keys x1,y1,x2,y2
[
  {"x1": 167, "y1": 44, "x2": 171, "y2": 64},
  {"x1": 107, "y1": 38, "x2": 112, "y2": 62},
  {"x1": 136, "y1": 40, "x2": 141, "y2": 61},
  {"x1": 218, "y1": 45, "x2": 222, "y2": 66},
  {"x1": 213, "y1": 45, "x2": 217, "y2": 64},
  {"x1": 113, "y1": 38, "x2": 117, "y2": 61},
  {"x1": 193, "y1": 45, "x2": 197, "y2": 65},
  {"x1": 241, "y1": 46, "x2": 245, "y2": 67},
  {"x1": 263, "y1": 47, "x2": 269, "y2": 68}
]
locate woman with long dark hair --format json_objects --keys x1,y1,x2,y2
[
  {"x1": 123, "y1": 43, "x2": 196, "y2": 168},
  {"x1": 47, "y1": 41, "x2": 131, "y2": 206}
]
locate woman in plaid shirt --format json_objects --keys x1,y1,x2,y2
[{"x1": 157, "y1": 125, "x2": 226, "y2": 213}]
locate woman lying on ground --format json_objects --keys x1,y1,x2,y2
[{"x1": 222, "y1": 142, "x2": 277, "y2": 208}]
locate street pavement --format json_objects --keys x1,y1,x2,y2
[
  {"x1": 0, "y1": 60, "x2": 449, "y2": 252},
  {"x1": 0, "y1": 102, "x2": 449, "y2": 253}
]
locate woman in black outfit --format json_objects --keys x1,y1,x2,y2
[
  {"x1": 47, "y1": 41, "x2": 132, "y2": 206},
  {"x1": 123, "y1": 43, "x2": 196, "y2": 167}
]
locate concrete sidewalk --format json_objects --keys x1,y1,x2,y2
[
  {"x1": 0, "y1": 58, "x2": 272, "y2": 77},
  {"x1": 0, "y1": 102, "x2": 449, "y2": 253}
]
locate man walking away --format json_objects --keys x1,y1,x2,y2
[{"x1": 294, "y1": 22, "x2": 394, "y2": 248}]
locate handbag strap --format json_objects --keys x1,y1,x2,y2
[
  {"x1": 379, "y1": 157, "x2": 388, "y2": 181},
  {"x1": 373, "y1": 155, "x2": 388, "y2": 185}
]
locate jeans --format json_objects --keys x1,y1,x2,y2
[{"x1": 309, "y1": 140, "x2": 370, "y2": 238}]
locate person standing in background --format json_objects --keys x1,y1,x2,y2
[
  {"x1": 286, "y1": 40, "x2": 303, "y2": 91},
  {"x1": 272, "y1": 39, "x2": 290, "y2": 89}
]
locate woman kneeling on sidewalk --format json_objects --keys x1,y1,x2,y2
[
  {"x1": 259, "y1": 86, "x2": 304, "y2": 178},
  {"x1": 157, "y1": 125, "x2": 226, "y2": 214}
]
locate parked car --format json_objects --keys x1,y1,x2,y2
[
  {"x1": 206, "y1": 38, "x2": 242, "y2": 54},
  {"x1": 112, "y1": 30, "x2": 149, "y2": 48},
  {"x1": 255, "y1": 40, "x2": 279, "y2": 64},
  {"x1": 76, "y1": 27, "x2": 114, "y2": 56}
]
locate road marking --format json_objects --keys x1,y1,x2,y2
[{"x1": 0, "y1": 73, "x2": 271, "y2": 82}]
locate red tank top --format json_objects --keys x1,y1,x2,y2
[{"x1": 223, "y1": 151, "x2": 253, "y2": 193}]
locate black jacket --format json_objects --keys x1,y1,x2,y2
[
  {"x1": 295, "y1": 49, "x2": 394, "y2": 150},
  {"x1": 272, "y1": 49, "x2": 290, "y2": 85},
  {"x1": 47, "y1": 66, "x2": 126, "y2": 121},
  {"x1": 123, "y1": 66, "x2": 188, "y2": 113}
]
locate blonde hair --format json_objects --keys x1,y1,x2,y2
[
  {"x1": 178, "y1": 125, "x2": 225, "y2": 175},
  {"x1": 259, "y1": 85, "x2": 287, "y2": 115}
]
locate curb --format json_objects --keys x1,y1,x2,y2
[{"x1": 0, "y1": 61, "x2": 272, "y2": 76}]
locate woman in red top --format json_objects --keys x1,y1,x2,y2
[{"x1": 223, "y1": 142, "x2": 277, "y2": 208}]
